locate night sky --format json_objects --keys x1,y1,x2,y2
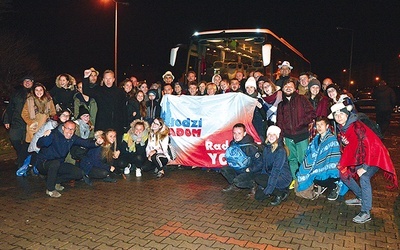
[{"x1": 4, "y1": 0, "x2": 400, "y2": 86}]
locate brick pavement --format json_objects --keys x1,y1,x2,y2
[{"x1": 0, "y1": 122, "x2": 399, "y2": 249}]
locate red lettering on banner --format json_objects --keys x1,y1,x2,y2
[{"x1": 170, "y1": 127, "x2": 201, "y2": 137}]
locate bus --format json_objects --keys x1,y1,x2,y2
[{"x1": 169, "y1": 28, "x2": 311, "y2": 82}]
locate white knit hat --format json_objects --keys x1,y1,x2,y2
[
  {"x1": 266, "y1": 125, "x2": 281, "y2": 137},
  {"x1": 245, "y1": 77, "x2": 257, "y2": 89}
]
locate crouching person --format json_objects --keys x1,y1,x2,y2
[
  {"x1": 296, "y1": 116, "x2": 342, "y2": 201},
  {"x1": 221, "y1": 123, "x2": 263, "y2": 192},
  {"x1": 254, "y1": 125, "x2": 292, "y2": 206},
  {"x1": 329, "y1": 103, "x2": 398, "y2": 223},
  {"x1": 79, "y1": 129, "x2": 120, "y2": 185},
  {"x1": 35, "y1": 120, "x2": 102, "y2": 198}
]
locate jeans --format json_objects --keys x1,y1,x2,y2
[
  {"x1": 341, "y1": 164, "x2": 379, "y2": 212},
  {"x1": 284, "y1": 137, "x2": 308, "y2": 179},
  {"x1": 37, "y1": 160, "x2": 83, "y2": 191},
  {"x1": 220, "y1": 166, "x2": 255, "y2": 189}
]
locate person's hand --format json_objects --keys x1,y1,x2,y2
[
  {"x1": 110, "y1": 166, "x2": 115, "y2": 172},
  {"x1": 4, "y1": 123, "x2": 10, "y2": 129},
  {"x1": 357, "y1": 167, "x2": 367, "y2": 177},
  {"x1": 84, "y1": 69, "x2": 92, "y2": 78},
  {"x1": 132, "y1": 112, "x2": 136, "y2": 116},
  {"x1": 29, "y1": 122, "x2": 38, "y2": 132},
  {"x1": 113, "y1": 150, "x2": 120, "y2": 159},
  {"x1": 55, "y1": 104, "x2": 62, "y2": 112},
  {"x1": 43, "y1": 130, "x2": 51, "y2": 137}
]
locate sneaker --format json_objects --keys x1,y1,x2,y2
[
  {"x1": 103, "y1": 176, "x2": 117, "y2": 183},
  {"x1": 156, "y1": 171, "x2": 165, "y2": 178},
  {"x1": 289, "y1": 180, "x2": 295, "y2": 190},
  {"x1": 55, "y1": 184, "x2": 65, "y2": 191},
  {"x1": 124, "y1": 164, "x2": 131, "y2": 175},
  {"x1": 327, "y1": 185, "x2": 339, "y2": 201},
  {"x1": 352, "y1": 211, "x2": 371, "y2": 223},
  {"x1": 345, "y1": 198, "x2": 362, "y2": 206},
  {"x1": 46, "y1": 190, "x2": 61, "y2": 198},
  {"x1": 135, "y1": 168, "x2": 142, "y2": 177},
  {"x1": 222, "y1": 184, "x2": 239, "y2": 192},
  {"x1": 82, "y1": 174, "x2": 93, "y2": 186}
]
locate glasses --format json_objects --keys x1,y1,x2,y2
[
  {"x1": 152, "y1": 122, "x2": 161, "y2": 126},
  {"x1": 64, "y1": 126, "x2": 75, "y2": 131}
]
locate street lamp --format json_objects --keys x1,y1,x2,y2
[{"x1": 337, "y1": 27, "x2": 354, "y2": 91}]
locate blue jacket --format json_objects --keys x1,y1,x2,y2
[
  {"x1": 36, "y1": 126, "x2": 97, "y2": 166},
  {"x1": 261, "y1": 142, "x2": 292, "y2": 195},
  {"x1": 80, "y1": 147, "x2": 111, "y2": 175}
]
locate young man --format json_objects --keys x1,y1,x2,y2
[
  {"x1": 221, "y1": 123, "x2": 263, "y2": 192},
  {"x1": 296, "y1": 116, "x2": 342, "y2": 200},
  {"x1": 329, "y1": 103, "x2": 398, "y2": 223}
]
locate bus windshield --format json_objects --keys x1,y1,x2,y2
[{"x1": 170, "y1": 29, "x2": 310, "y2": 82}]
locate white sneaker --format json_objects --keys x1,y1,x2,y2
[
  {"x1": 124, "y1": 164, "x2": 131, "y2": 175},
  {"x1": 46, "y1": 190, "x2": 61, "y2": 198},
  {"x1": 136, "y1": 168, "x2": 142, "y2": 177},
  {"x1": 55, "y1": 184, "x2": 64, "y2": 191}
]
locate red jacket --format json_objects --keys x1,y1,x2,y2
[{"x1": 277, "y1": 92, "x2": 315, "y2": 140}]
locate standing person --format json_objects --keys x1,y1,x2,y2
[
  {"x1": 80, "y1": 129, "x2": 120, "y2": 185},
  {"x1": 145, "y1": 118, "x2": 171, "y2": 178},
  {"x1": 206, "y1": 82, "x2": 218, "y2": 96},
  {"x1": 372, "y1": 80, "x2": 396, "y2": 135},
  {"x1": 235, "y1": 71, "x2": 246, "y2": 92},
  {"x1": 322, "y1": 78, "x2": 334, "y2": 92},
  {"x1": 218, "y1": 78, "x2": 230, "y2": 94},
  {"x1": 145, "y1": 89, "x2": 161, "y2": 124},
  {"x1": 230, "y1": 78, "x2": 242, "y2": 93},
  {"x1": 21, "y1": 83, "x2": 56, "y2": 143},
  {"x1": 261, "y1": 80, "x2": 282, "y2": 126},
  {"x1": 187, "y1": 81, "x2": 199, "y2": 96},
  {"x1": 244, "y1": 77, "x2": 266, "y2": 142},
  {"x1": 211, "y1": 74, "x2": 222, "y2": 90},
  {"x1": 198, "y1": 81, "x2": 207, "y2": 96},
  {"x1": 3, "y1": 76, "x2": 34, "y2": 167},
  {"x1": 50, "y1": 73, "x2": 76, "y2": 115},
  {"x1": 185, "y1": 70, "x2": 197, "y2": 91},
  {"x1": 74, "y1": 81, "x2": 97, "y2": 136},
  {"x1": 276, "y1": 78, "x2": 316, "y2": 189},
  {"x1": 220, "y1": 123, "x2": 263, "y2": 192},
  {"x1": 275, "y1": 61, "x2": 293, "y2": 88},
  {"x1": 253, "y1": 125, "x2": 292, "y2": 205},
  {"x1": 35, "y1": 120, "x2": 102, "y2": 197},
  {"x1": 162, "y1": 71, "x2": 174, "y2": 86},
  {"x1": 298, "y1": 72, "x2": 310, "y2": 95},
  {"x1": 82, "y1": 69, "x2": 126, "y2": 140},
  {"x1": 306, "y1": 79, "x2": 330, "y2": 140},
  {"x1": 328, "y1": 103, "x2": 398, "y2": 223},
  {"x1": 88, "y1": 67, "x2": 99, "y2": 85}
]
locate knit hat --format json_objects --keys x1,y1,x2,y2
[
  {"x1": 266, "y1": 125, "x2": 281, "y2": 137},
  {"x1": 327, "y1": 102, "x2": 353, "y2": 119},
  {"x1": 148, "y1": 89, "x2": 157, "y2": 98},
  {"x1": 308, "y1": 79, "x2": 321, "y2": 89},
  {"x1": 257, "y1": 76, "x2": 268, "y2": 84},
  {"x1": 325, "y1": 84, "x2": 340, "y2": 95},
  {"x1": 21, "y1": 76, "x2": 34, "y2": 82},
  {"x1": 78, "y1": 106, "x2": 90, "y2": 118},
  {"x1": 245, "y1": 77, "x2": 257, "y2": 89}
]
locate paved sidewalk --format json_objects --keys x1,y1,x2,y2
[{"x1": 0, "y1": 123, "x2": 399, "y2": 249}]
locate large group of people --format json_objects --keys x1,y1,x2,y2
[{"x1": 3, "y1": 62, "x2": 398, "y2": 224}]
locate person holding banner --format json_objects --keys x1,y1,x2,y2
[
  {"x1": 221, "y1": 123, "x2": 263, "y2": 192},
  {"x1": 145, "y1": 118, "x2": 171, "y2": 178}
]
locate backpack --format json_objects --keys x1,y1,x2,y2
[
  {"x1": 225, "y1": 143, "x2": 253, "y2": 171},
  {"x1": 356, "y1": 113, "x2": 383, "y2": 139}
]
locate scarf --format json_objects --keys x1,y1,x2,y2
[{"x1": 122, "y1": 129, "x2": 149, "y2": 152}]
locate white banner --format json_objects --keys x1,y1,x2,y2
[{"x1": 161, "y1": 93, "x2": 260, "y2": 167}]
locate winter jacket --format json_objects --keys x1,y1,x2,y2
[
  {"x1": 277, "y1": 92, "x2": 315, "y2": 142},
  {"x1": 3, "y1": 86, "x2": 31, "y2": 129},
  {"x1": 228, "y1": 134, "x2": 263, "y2": 173}
]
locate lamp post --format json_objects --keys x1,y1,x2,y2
[
  {"x1": 114, "y1": 1, "x2": 118, "y2": 84},
  {"x1": 337, "y1": 27, "x2": 354, "y2": 91}
]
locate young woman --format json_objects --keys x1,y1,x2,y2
[
  {"x1": 244, "y1": 77, "x2": 266, "y2": 142},
  {"x1": 74, "y1": 106, "x2": 93, "y2": 139},
  {"x1": 50, "y1": 73, "x2": 76, "y2": 114},
  {"x1": 254, "y1": 125, "x2": 292, "y2": 206},
  {"x1": 144, "y1": 118, "x2": 171, "y2": 178},
  {"x1": 21, "y1": 83, "x2": 57, "y2": 143},
  {"x1": 198, "y1": 81, "x2": 207, "y2": 96},
  {"x1": 120, "y1": 119, "x2": 151, "y2": 177},
  {"x1": 261, "y1": 79, "x2": 282, "y2": 126},
  {"x1": 127, "y1": 90, "x2": 147, "y2": 124},
  {"x1": 80, "y1": 129, "x2": 120, "y2": 185}
]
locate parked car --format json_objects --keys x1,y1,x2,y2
[{"x1": 354, "y1": 90, "x2": 376, "y2": 113}]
